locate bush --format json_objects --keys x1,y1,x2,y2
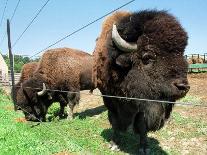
[{"x1": 2, "y1": 54, "x2": 32, "y2": 73}]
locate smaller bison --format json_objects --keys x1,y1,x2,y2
[
  {"x1": 16, "y1": 48, "x2": 93, "y2": 121},
  {"x1": 14, "y1": 62, "x2": 38, "y2": 103},
  {"x1": 14, "y1": 62, "x2": 68, "y2": 119}
]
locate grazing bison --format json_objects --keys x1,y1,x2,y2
[
  {"x1": 14, "y1": 62, "x2": 38, "y2": 103},
  {"x1": 92, "y1": 10, "x2": 190, "y2": 154},
  {"x1": 14, "y1": 62, "x2": 69, "y2": 119},
  {"x1": 16, "y1": 48, "x2": 93, "y2": 122}
]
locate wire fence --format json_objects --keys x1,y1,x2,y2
[
  {"x1": 12, "y1": 0, "x2": 51, "y2": 48},
  {"x1": 0, "y1": 0, "x2": 8, "y2": 27},
  {"x1": 0, "y1": 0, "x2": 21, "y2": 46},
  {"x1": 11, "y1": 85, "x2": 207, "y2": 108},
  {"x1": 0, "y1": 1, "x2": 206, "y2": 153},
  {"x1": 1, "y1": 0, "x2": 137, "y2": 123},
  {"x1": 29, "y1": 0, "x2": 136, "y2": 59}
]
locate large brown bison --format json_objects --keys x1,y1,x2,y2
[
  {"x1": 93, "y1": 10, "x2": 190, "y2": 154},
  {"x1": 16, "y1": 48, "x2": 93, "y2": 122}
]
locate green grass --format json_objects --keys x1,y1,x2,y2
[
  {"x1": 178, "y1": 95, "x2": 202, "y2": 105},
  {"x1": 0, "y1": 89, "x2": 206, "y2": 155}
]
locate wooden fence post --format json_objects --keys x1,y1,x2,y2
[{"x1": 7, "y1": 19, "x2": 16, "y2": 111}]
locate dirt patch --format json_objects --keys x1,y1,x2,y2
[
  {"x1": 175, "y1": 106, "x2": 207, "y2": 120},
  {"x1": 15, "y1": 117, "x2": 27, "y2": 123},
  {"x1": 188, "y1": 73, "x2": 207, "y2": 102},
  {"x1": 53, "y1": 151, "x2": 73, "y2": 155},
  {"x1": 160, "y1": 137, "x2": 207, "y2": 155},
  {"x1": 3, "y1": 106, "x2": 14, "y2": 111},
  {"x1": 74, "y1": 89, "x2": 104, "y2": 113}
]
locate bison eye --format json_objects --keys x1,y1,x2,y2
[{"x1": 142, "y1": 53, "x2": 156, "y2": 65}]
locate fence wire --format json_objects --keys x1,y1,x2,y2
[
  {"x1": 29, "y1": 0, "x2": 136, "y2": 59},
  {"x1": 12, "y1": 0, "x2": 51, "y2": 48},
  {"x1": 0, "y1": 0, "x2": 21, "y2": 46},
  {"x1": 0, "y1": 0, "x2": 8, "y2": 27},
  {"x1": 0, "y1": 1, "x2": 206, "y2": 153},
  {"x1": 12, "y1": 85, "x2": 207, "y2": 107}
]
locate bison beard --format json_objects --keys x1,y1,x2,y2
[
  {"x1": 93, "y1": 10, "x2": 190, "y2": 154},
  {"x1": 16, "y1": 48, "x2": 93, "y2": 122}
]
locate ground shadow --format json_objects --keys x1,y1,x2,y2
[
  {"x1": 74, "y1": 105, "x2": 106, "y2": 119},
  {"x1": 47, "y1": 105, "x2": 107, "y2": 121},
  {"x1": 101, "y1": 129, "x2": 168, "y2": 155}
]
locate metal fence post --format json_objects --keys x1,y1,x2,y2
[{"x1": 7, "y1": 19, "x2": 16, "y2": 110}]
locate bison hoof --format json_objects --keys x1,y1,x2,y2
[
  {"x1": 138, "y1": 148, "x2": 150, "y2": 155},
  {"x1": 67, "y1": 115, "x2": 73, "y2": 120},
  {"x1": 109, "y1": 141, "x2": 120, "y2": 151}
]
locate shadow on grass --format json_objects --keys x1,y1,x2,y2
[
  {"x1": 101, "y1": 129, "x2": 168, "y2": 155},
  {"x1": 47, "y1": 105, "x2": 107, "y2": 121},
  {"x1": 74, "y1": 105, "x2": 107, "y2": 119}
]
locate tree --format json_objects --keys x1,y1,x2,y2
[{"x1": 2, "y1": 54, "x2": 32, "y2": 73}]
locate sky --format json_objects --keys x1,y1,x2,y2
[{"x1": 0, "y1": 0, "x2": 206, "y2": 58}]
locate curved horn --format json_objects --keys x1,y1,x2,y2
[
  {"x1": 37, "y1": 83, "x2": 47, "y2": 96},
  {"x1": 112, "y1": 24, "x2": 137, "y2": 52}
]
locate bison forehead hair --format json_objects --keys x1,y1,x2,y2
[
  {"x1": 117, "y1": 10, "x2": 188, "y2": 53},
  {"x1": 93, "y1": 10, "x2": 189, "y2": 98}
]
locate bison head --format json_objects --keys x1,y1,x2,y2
[
  {"x1": 16, "y1": 78, "x2": 53, "y2": 122},
  {"x1": 95, "y1": 10, "x2": 190, "y2": 102}
]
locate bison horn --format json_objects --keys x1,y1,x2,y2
[
  {"x1": 112, "y1": 24, "x2": 137, "y2": 52},
  {"x1": 37, "y1": 83, "x2": 47, "y2": 96}
]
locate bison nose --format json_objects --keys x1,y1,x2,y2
[{"x1": 174, "y1": 83, "x2": 190, "y2": 92}]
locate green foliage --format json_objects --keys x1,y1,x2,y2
[
  {"x1": 2, "y1": 54, "x2": 32, "y2": 73},
  {"x1": 0, "y1": 94, "x2": 206, "y2": 155},
  {"x1": 178, "y1": 95, "x2": 202, "y2": 105}
]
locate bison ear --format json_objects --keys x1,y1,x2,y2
[{"x1": 115, "y1": 54, "x2": 132, "y2": 68}]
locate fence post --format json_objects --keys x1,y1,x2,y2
[{"x1": 7, "y1": 19, "x2": 16, "y2": 111}]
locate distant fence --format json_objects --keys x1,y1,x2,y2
[
  {"x1": 185, "y1": 53, "x2": 207, "y2": 63},
  {"x1": 0, "y1": 72, "x2": 21, "y2": 87},
  {"x1": 185, "y1": 53, "x2": 207, "y2": 73},
  {"x1": 1, "y1": 53, "x2": 207, "y2": 88}
]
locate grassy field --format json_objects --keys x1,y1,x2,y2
[{"x1": 0, "y1": 88, "x2": 207, "y2": 155}]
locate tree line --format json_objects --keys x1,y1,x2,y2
[{"x1": 2, "y1": 54, "x2": 39, "y2": 73}]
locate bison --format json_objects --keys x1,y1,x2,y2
[
  {"x1": 16, "y1": 48, "x2": 93, "y2": 122},
  {"x1": 14, "y1": 62, "x2": 38, "y2": 103},
  {"x1": 14, "y1": 62, "x2": 69, "y2": 119},
  {"x1": 92, "y1": 10, "x2": 190, "y2": 154}
]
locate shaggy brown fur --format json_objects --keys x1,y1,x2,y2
[
  {"x1": 93, "y1": 10, "x2": 189, "y2": 154},
  {"x1": 16, "y1": 48, "x2": 93, "y2": 121},
  {"x1": 14, "y1": 62, "x2": 38, "y2": 103}
]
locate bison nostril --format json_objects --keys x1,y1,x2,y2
[{"x1": 175, "y1": 83, "x2": 190, "y2": 91}]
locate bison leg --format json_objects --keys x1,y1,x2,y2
[
  {"x1": 66, "y1": 93, "x2": 80, "y2": 120},
  {"x1": 66, "y1": 101, "x2": 75, "y2": 120},
  {"x1": 59, "y1": 104, "x2": 65, "y2": 118},
  {"x1": 57, "y1": 94, "x2": 68, "y2": 118},
  {"x1": 108, "y1": 110, "x2": 121, "y2": 151},
  {"x1": 109, "y1": 130, "x2": 121, "y2": 151},
  {"x1": 134, "y1": 112, "x2": 150, "y2": 155}
]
